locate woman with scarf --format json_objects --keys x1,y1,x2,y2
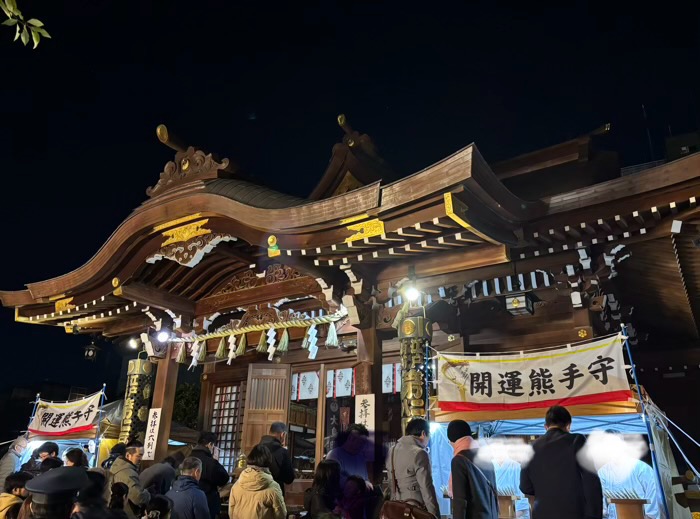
[{"x1": 447, "y1": 420, "x2": 499, "y2": 519}]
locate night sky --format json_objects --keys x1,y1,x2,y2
[{"x1": 1, "y1": 2, "x2": 699, "y2": 397}]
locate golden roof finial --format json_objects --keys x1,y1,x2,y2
[{"x1": 156, "y1": 124, "x2": 186, "y2": 152}]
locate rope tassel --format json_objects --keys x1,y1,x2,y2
[
  {"x1": 235, "y1": 333, "x2": 247, "y2": 357},
  {"x1": 277, "y1": 329, "x2": 290, "y2": 352},
  {"x1": 301, "y1": 327, "x2": 310, "y2": 349},
  {"x1": 176, "y1": 342, "x2": 187, "y2": 364},
  {"x1": 325, "y1": 322, "x2": 339, "y2": 347},
  {"x1": 198, "y1": 340, "x2": 207, "y2": 362},
  {"x1": 215, "y1": 337, "x2": 227, "y2": 359},
  {"x1": 256, "y1": 331, "x2": 267, "y2": 353}
]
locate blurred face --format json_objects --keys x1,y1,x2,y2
[
  {"x1": 343, "y1": 480, "x2": 360, "y2": 498},
  {"x1": 126, "y1": 447, "x2": 144, "y2": 465},
  {"x1": 193, "y1": 467, "x2": 202, "y2": 481},
  {"x1": 344, "y1": 432, "x2": 366, "y2": 454},
  {"x1": 12, "y1": 487, "x2": 28, "y2": 498},
  {"x1": 39, "y1": 451, "x2": 53, "y2": 461}
]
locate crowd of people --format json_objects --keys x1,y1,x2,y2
[{"x1": 0, "y1": 405, "x2": 662, "y2": 519}]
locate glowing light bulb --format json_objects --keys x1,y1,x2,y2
[
  {"x1": 157, "y1": 330, "x2": 170, "y2": 343},
  {"x1": 405, "y1": 287, "x2": 420, "y2": 302},
  {"x1": 128, "y1": 338, "x2": 138, "y2": 349}
]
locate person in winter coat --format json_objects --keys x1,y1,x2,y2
[
  {"x1": 189, "y1": 432, "x2": 229, "y2": 519},
  {"x1": 165, "y1": 457, "x2": 209, "y2": 519},
  {"x1": 0, "y1": 438, "x2": 27, "y2": 486},
  {"x1": 304, "y1": 460, "x2": 342, "y2": 519},
  {"x1": 0, "y1": 472, "x2": 32, "y2": 519},
  {"x1": 140, "y1": 453, "x2": 185, "y2": 495},
  {"x1": 20, "y1": 442, "x2": 59, "y2": 478},
  {"x1": 111, "y1": 440, "x2": 151, "y2": 519},
  {"x1": 102, "y1": 444, "x2": 127, "y2": 471},
  {"x1": 109, "y1": 482, "x2": 130, "y2": 519},
  {"x1": 228, "y1": 445, "x2": 286, "y2": 519},
  {"x1": 259, "y1": 422, "x2": 295, "y2": 496},
  {"x1": 386, "y1": 418, "x2": 440, "y2": 518},
  {"x1": 520, "y1": 406, "x2": 602, "y2": 519},
  {"x1": 447, "y1": 420, "x2": 499, "y2": 519}
]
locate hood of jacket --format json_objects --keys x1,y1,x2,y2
[
  {"x1": 171, "y1": 476, "x2": 201, "y2": 493},
  {"x1": 110, "y1": 457, "x2": 137, "y2": 477},
  {"x1": 0, "y1": 492, "x2": 21, "y2": 514},
  {"x1": 236, "y1": 467, "x2": 275, "y2": 492}
]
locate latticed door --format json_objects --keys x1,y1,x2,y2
[
  {"x1": 210, "y1": 383, "x2": 243, "y2": 473},
  {"x1": 240, "y1": 364, "x2": 291, "y2": 456}
]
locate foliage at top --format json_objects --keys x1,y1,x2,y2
[
  {"x1": 172, "y1": 382, "x2": 201, "y2": 430},
  {"x1": 1, "y1": 0, "x2": 50, "y2": 48}
]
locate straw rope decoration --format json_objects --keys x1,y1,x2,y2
[
  {"x1": 277, "y1": 329, "x2": 290, "y2": 352},
  {"x1": 300, "y1": 327, "x2": 310, "y2": 350},
  {"x1": 235, "y1": 333, "x2": 247, "y2": 357},
  {"x1": 256, "y1": 330, "x2": 267, "y2": 353},
  {"x1": 176, "y1": 342, "x2": 187, "y2": 364},
  {"x1": 197, "y1": 340, "x2": 207, "y2": 362},
  {"x1": 215, "y1": 337, "x2": 227, "y2": 359},
  {"x1": 325, "y1": 322, "x2": 339, "y2": 347}
]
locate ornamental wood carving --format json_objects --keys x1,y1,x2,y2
[
  {"x1": 215, "y1": 264, "x2": 302, "y2": 296},
  {"x1": 147, "y1": 146, "x2": 230, "y2": 198},
  {"x1": 146, "y1": 234, "x2": 236, "y2": 268},
  {"x1": 237, "y1": 307, "x2": 304, "y2": 329}
]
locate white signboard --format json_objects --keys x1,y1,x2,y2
[
  {"x1": 28, "y1": 391, "x2": 102, "y2": 438},
  {"x1": 355, "y1": 394, "x2": 375, "y2": 431},
  {"x1": 438, "y1": 335, "x2": 631, "y2": 411},
  {"x1": 335, "y1": 368, "x2": 353, "y2": 397},
  {"x1": 143, "y1": 407, "x2": 162, "y2": 461},
  {"x1": 298, "y1": 371, "x2": 320, "y2": 400},
  {"x1": 382, "y1": 363, "x2": 403, "y2": 393}
]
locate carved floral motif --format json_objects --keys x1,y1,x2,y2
[
  {"x1": 147, "y1": 147, "x2": 229, "y2": 198},
  {"x1": 146, "y1": 234, "x2": 236, "y2": 268},
  {"x1": 215, "y1": 264, "x2": 302, "y2": 295}
]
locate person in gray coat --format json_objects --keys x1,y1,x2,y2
[
  {"x1": 0, "y1": 437, "x2": 27, "y2": 485},
  {"x1": 386, "y1": 418, "x2": 440, "y2": 517}
]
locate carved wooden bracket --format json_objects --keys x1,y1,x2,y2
[{"x1": 146, "y1": 233, "x2": 237, "y2": 268}]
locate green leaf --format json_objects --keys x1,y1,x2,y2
[
  {"x1": 1, "y1": 17, "x2": 17, "y2": 25},
  {"x1": 35, "y1": 27, "x2": 50, "y2": 38},
  {"x1": 5, "y1": 0, "x2": 17, "y2": 13},
  {"x1": 27, "y1": 18, "x2": 43, "y2": 27},
  {"x1": 31, "y1": 27, "x2": 39, "y2": 48},
  {"x1": 20, "y1": 25, "x2": 28, "y2": 45},
  {"x1": 13, "y1": 23, "x2": 20, "y2": 41},
  {"x1": 0, "y1": 3, "x2": 11, "y2": 17}
]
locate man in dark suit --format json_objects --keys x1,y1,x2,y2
[
  {"x1": 520, "y1": 406, "x2": 602, "y2": 519},
  {"x1": 259, "y1": 422, "x2": 295, "y2": 496}
]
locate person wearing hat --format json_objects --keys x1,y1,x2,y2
[
  {"x1": 385, "y1": 418, "x2": 440, "y2": 518},
  {"x1": 447, "y1": 420, "x2": 498, "y2": 519},
  {"x1": 0, "y1": 437, "x2": 27, "y2": 485},
  {"x1": 23, "y1": 466, "x2": 89, "y2": 519},
  {"x1": 103, "y1": 443, "x2": 127, "y2": 470},
  {"x1": 111, "y1": 440, "x2": 151, "y2": 519}
]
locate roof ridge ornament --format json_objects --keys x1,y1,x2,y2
[{"x1": 147, "y1": 124, "x2": 231, "y2": 198}]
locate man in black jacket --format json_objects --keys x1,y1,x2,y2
[
  {"x1": 190, "y1": 432, "x2": 230, "y2": 519},
  {"x1": 520, "y1": 406, "x2": 603, "y2": 519},
  {"x1": 259, "y1": 422, "x2": 295, "y2": 496},
  {"x1": 448, "y1": 420, "x2": 499, "y2": 519}
]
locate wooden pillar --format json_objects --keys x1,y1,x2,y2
[
  {"x1": 151, "y1": 347, "x2": 179, "y2": 463},
  {"x1": 359, "y1": 320, "x2": 384, "y2": 484},
  {"x1": 315, "y1": 363, "x2": 327, "y2": 468}
]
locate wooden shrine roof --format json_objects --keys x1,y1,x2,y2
[{"x1": 1, "y1": 120, "x2": 699, "y2": 346}]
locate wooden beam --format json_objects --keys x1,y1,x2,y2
[
  {"x1": 376, "y1": 245, "x2": 507, "y2": 283},
  {"x1": 114, "y1": 283, "x2": 195, "y2": 316},
  {"x1": 103, "y1": 315, "x2": 157, "y2": 337}
]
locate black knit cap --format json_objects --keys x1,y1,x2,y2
[{"x1": 447, "y1": 420, "x2": 473, "y2": 442}]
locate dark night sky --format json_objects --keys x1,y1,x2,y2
[{"x1": 1, "y1": 1, "x2": 699, "y2": 395}]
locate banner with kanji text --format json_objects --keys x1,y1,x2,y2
[
  {"x1": 438, "y1": 334, "x2": 631, "y2": 411},
  {"x1": 28, "y1": 391, "x2": 103, "y2": 437}
]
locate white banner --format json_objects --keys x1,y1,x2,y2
[
  {"x1": 335, "y1": 368, "x2": 353, "y2": 397},
  {"x1": 298, "y1": 371, "x2": 319, "y2": 400},
  {"x1": 355, "y1": 394, "x2": 375, "y2": 431},
  {"x1": 29, "y1": 392, "x2": 102, "y2": 437},
  {"x1": 291, "y1": 373, "x2": 299, "y2": 401},
  {"x1": 143, "y1": 408, "x2": 162, "y2": 461},
  {"x1": 438, "y1": 335, "x2": 631, "y2": 411},
  {"x1": 326, "y1": 370, "x2": 335, "y2": 397}
]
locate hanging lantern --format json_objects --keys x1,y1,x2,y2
[{"x1": 84, "y1": 341, "x2": 100, "y2": 361}]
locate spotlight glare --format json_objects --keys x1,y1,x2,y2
[
  {"x1": 128, "y1": 338, "x2": 138, "y2": 349},
  {"x1": 405, "y1": 287, "x2": 420, "y2": 302},
  {"x1": 156, "y1": 330, "x2": 170, "y2": 343}
]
